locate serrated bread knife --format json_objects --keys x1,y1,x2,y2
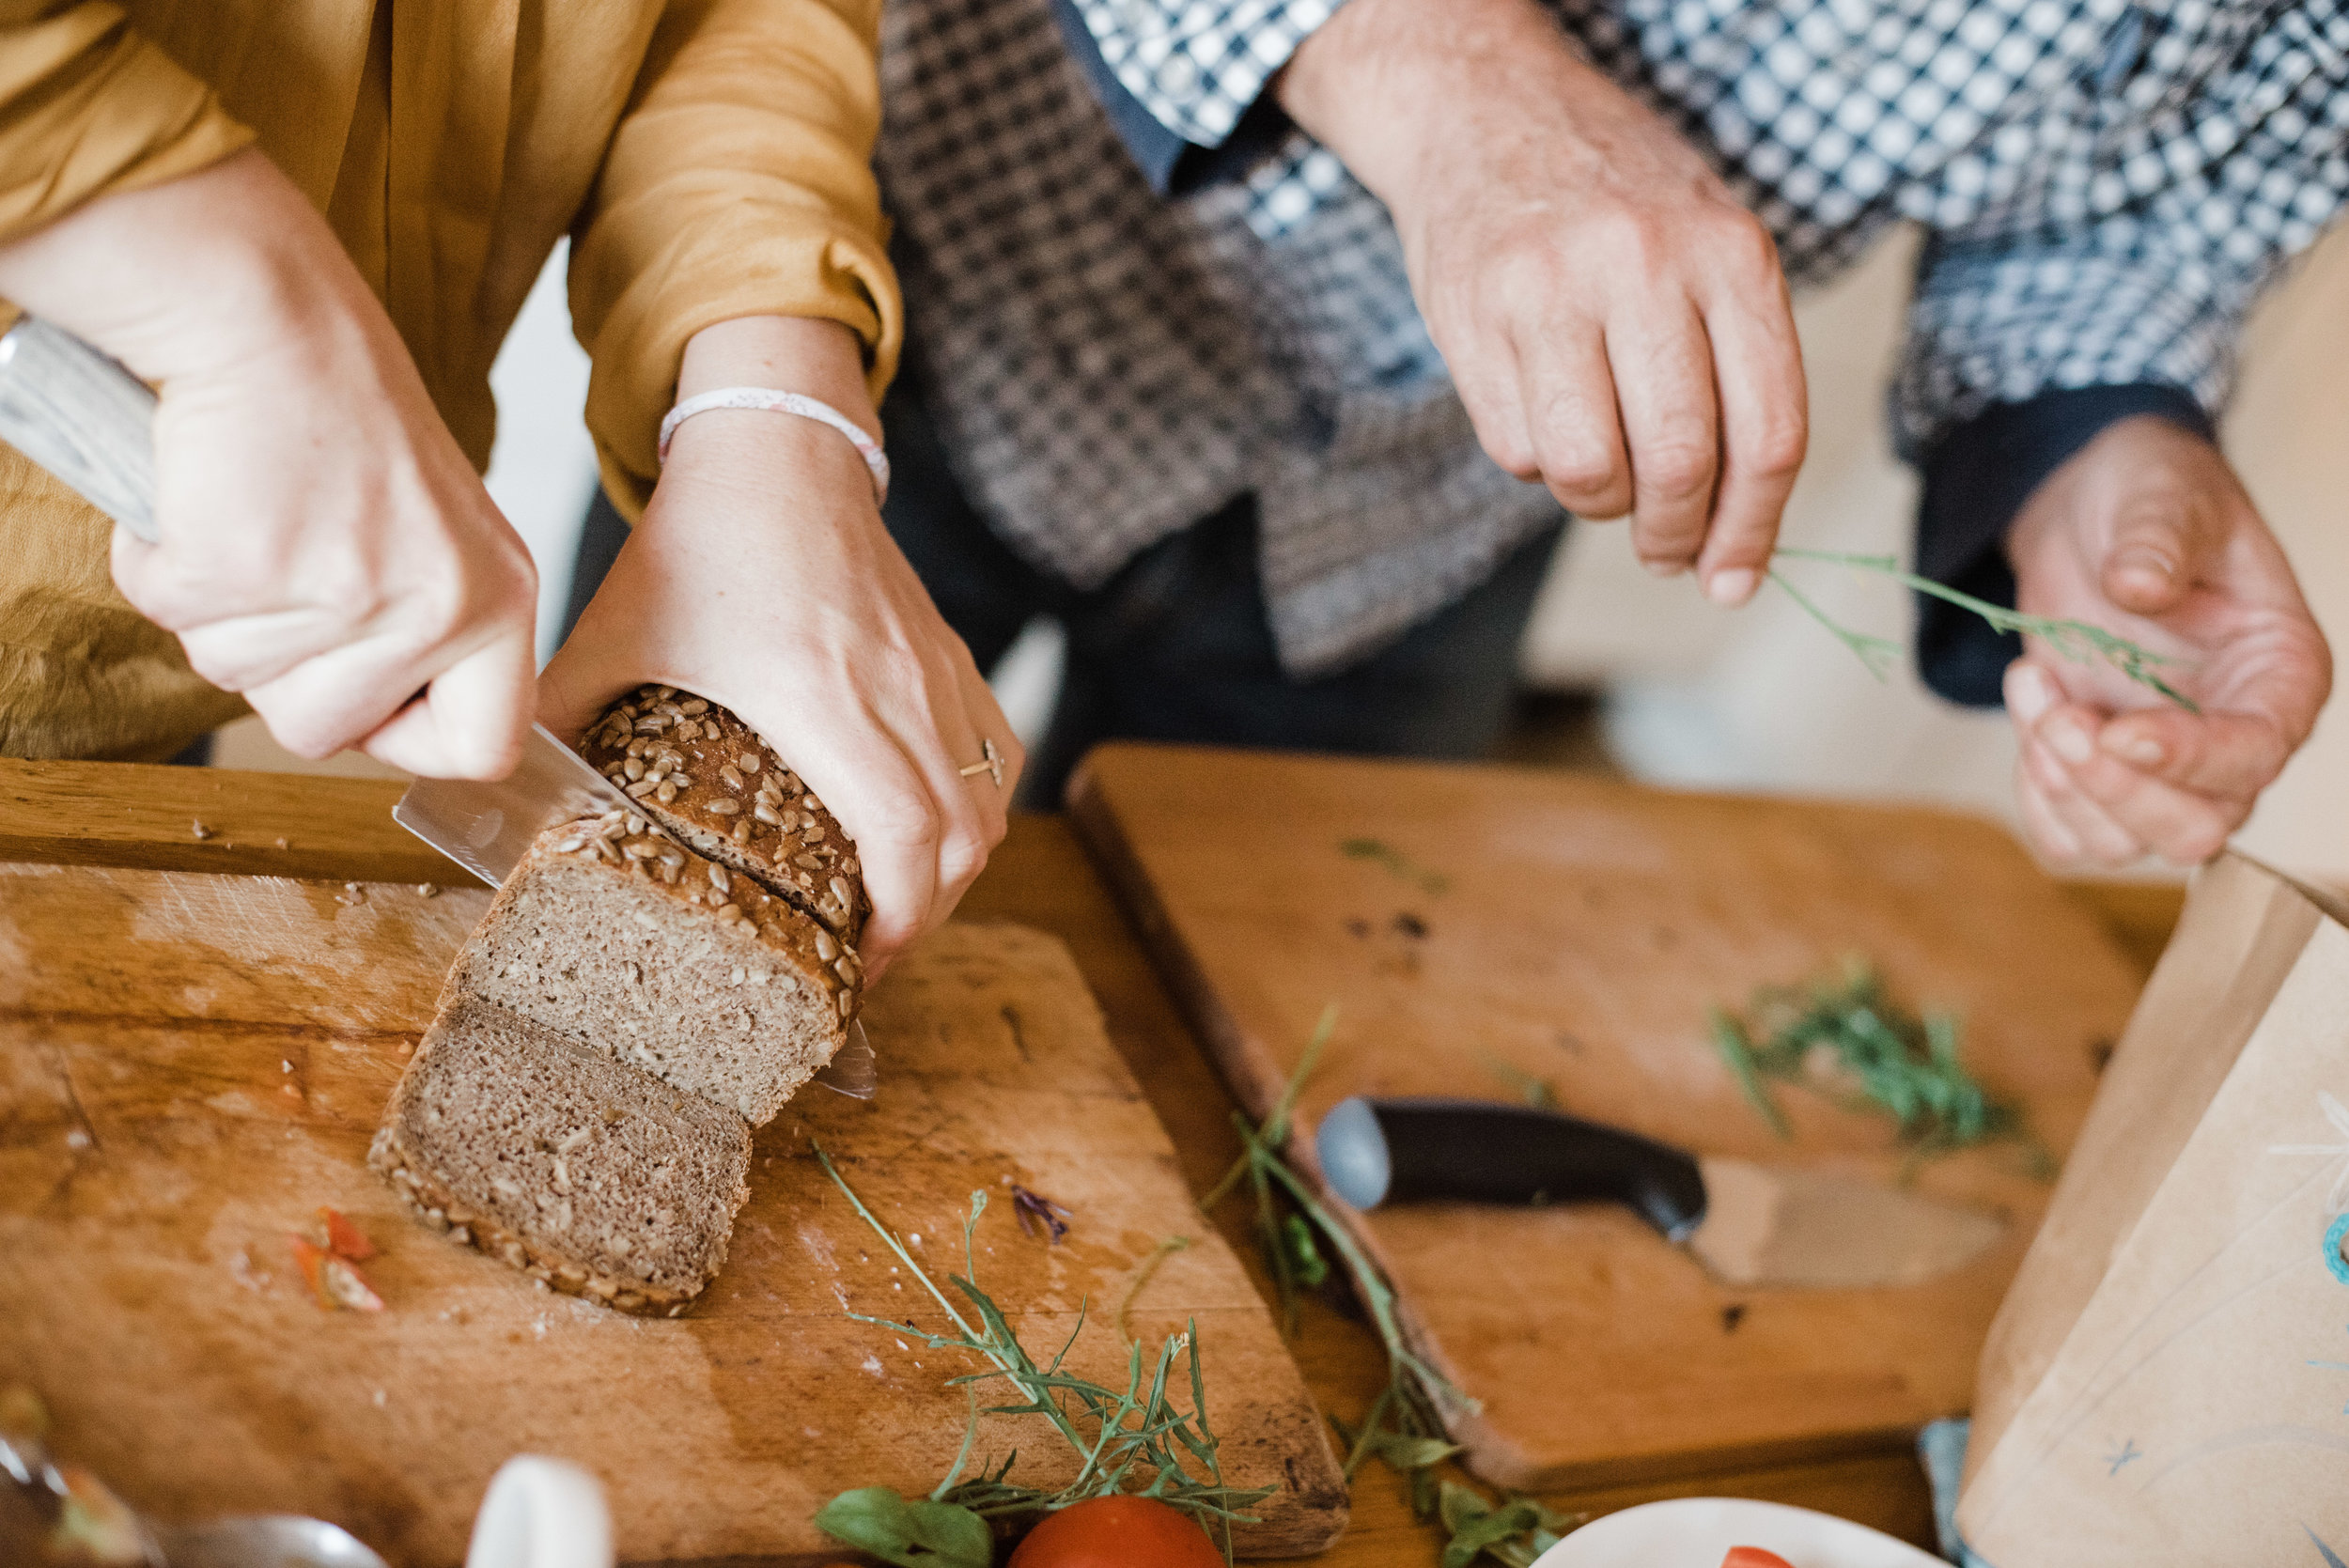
[
  {"x1": 1315, "y1": 1096, "x2": 2003, "y2": 1289},
  {"x1": 0, "y1": 313, "x2": 877, "y2": 1097}
]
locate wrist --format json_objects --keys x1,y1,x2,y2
[
  {"x1": 677, "y1": 317, "x2": 877, "y2": 441},
  {"x1": 1278, "y1": 0, "x2": 1579, "y2": 210}
]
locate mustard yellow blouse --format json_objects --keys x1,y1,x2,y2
[{"x1": 0, "y1": 0, "x2": 899, "y2": 760}]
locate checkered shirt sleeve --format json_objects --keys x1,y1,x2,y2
[
  {"x1": 1061, "y1": 0, "x2": 1346, "y2": 147},
  {"x1": 1890, "y1": 5, "x2": 2349, "y2": 458}
]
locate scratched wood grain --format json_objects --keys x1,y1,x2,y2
[
  {"x1": 1070, "y1": 742, "x2": 2149, "y2": 1492},
  {"x1": 0, "y1": 863, "x2": 1346, "y2": 1566}
]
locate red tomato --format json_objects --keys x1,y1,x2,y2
[
  {"x1": 1007, "y1": 1497, "x2": 1222, "y2": 1568},
  {"x1": 1721, "y1": 1548, "x2": 1797, "y2": 1568},
  {"x1": 319, "y1": 1205, "x2": 379, "y2": 1261}
]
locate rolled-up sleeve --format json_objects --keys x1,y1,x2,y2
[
  {"x1": 568, "y1": 0, "x2": 899, "y2": 517},
  {"x1": 0, "y1": 3, "x2": 254, "y2": 244},
  {"x1": 1062, "y1": 0, "x2": 1344, "y2": 153}
]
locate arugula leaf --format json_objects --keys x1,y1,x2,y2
[
  {"x1": 1438, "y1": 1481, "x2": 1586, "y2": 1568},
  {"x1": 814, "y1": 1486, "x2": 991, "y2": 1568}
]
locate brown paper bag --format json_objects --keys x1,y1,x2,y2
[{"x1": 1956, "y1": 850, "x2": 2349, "y2": 1565}]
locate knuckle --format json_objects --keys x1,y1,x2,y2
[
  {"x1": 939, "y1": 824, "x2": 992, "y2": 890},
  {"x1": 1477, "y1": 426, "x2": 1542, "y2": 481},
  {"x1": 1545, "y1": 451, "x2": 1626, "y2": 505},
  {"x1": 867, "y1": 786, "x2": 943, "y2": 853},
  {"x1": 1638, "y1": 440, "x2": 1717, "y2": 506},
  {"x1": 1715, "y1": 210, "x2": 1783, "y2": 275},
  {"x1": 1741, "y1": 416, "x2": 1808, "y2": 481}
]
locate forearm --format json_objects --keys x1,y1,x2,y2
[
  {"x1": 1276, "y1": 0, "x2": 1581, "y2": 210},
  {"x1": 0, "y1": 147, "x2": 367, "y2": 383}
]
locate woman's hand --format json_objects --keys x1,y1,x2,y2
[
  {"x1": 539, "y1": 317, "x2": 1019, "y2": 977},
  {"x1": 0, "y1": 148, "x2": 538, "y2": 777},
  {"x1": 2002, "y1": 417, "x2": 2330, "y2": 868}
]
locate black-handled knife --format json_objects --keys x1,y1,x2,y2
[{"x1": 1315, "y1": 1095, "x2": 2004, "y2": 1289}]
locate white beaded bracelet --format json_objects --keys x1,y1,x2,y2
[{"x1": 658, "y1": 387, "x2": 891, "y2": 504}]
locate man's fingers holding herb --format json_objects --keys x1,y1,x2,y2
[
  {"x1": 2019, "y1": 734, "x2": 2145, "y2": 866},
  {"x1": 1697, "y1": 285, "x2": 1808, "y2": 608},
  {"x1": 2095, "y1": 705, "x2": 2299, "y2": 803},
  {"x1": 1616, "y1": 302, "x2": 1720, "y2": 575},
  {"x1": 2011, "y1": 765, "x2": 2084, "y2": 863},
  {"x1": 2035, "y1": 726, "x2": 2245, "y2": 864},
  {"x1": 2007, "y1": 661, "x2": 2250, "y2": 865},
  {"x1": 1519, "y1": 328, "x2": 1632, "y2": 517}
]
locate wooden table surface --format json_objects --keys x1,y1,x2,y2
[{"x1": 0, "y1": 757, "x2": 2184, "y2": 1566}]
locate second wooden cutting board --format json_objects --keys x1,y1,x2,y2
[{"x1": 1070, "y1": 742, "x2": 2146, "y2": 1491}]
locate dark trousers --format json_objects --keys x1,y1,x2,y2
[{"x1": 568, "y1": 382, "x2": 1563, "y2": 809}]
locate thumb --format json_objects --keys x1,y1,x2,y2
[
  {"x1": 2100, "y1": 479, "x2": 2211, "y2": 618},
  {"x1": 536, "y1": 630, "x2": 641, "y2": 747}
]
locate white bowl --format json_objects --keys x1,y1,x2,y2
[{"x1": 1532, "y1": 1498, "x2": 1947, "y2": 1568}]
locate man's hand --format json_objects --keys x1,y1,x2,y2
[
  {"x1": 2002, "y1": 416, "x2": 2329, "y2": 868},
  {"x1": 540, "y1": 318, "x2": 1020, "y2": 979},
  {"x1": 1278, "y1": 0, "x2": 1808, "y2": 605},
  {"x1": 0, "y1": 148, "x2": 538, "y2": 778}
]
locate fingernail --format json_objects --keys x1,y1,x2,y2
[
  {"x1": 1643, "y1": 557, "x2": 1686, "y2": 578},
  {"x1": 2007, "y1": 664, "x2": 2057, "y2": 724},
  {"x1": 2107, "y1": 730, "x2": 2166, "y2": 768},
  {"x1": 2113, "y1": 545, "x2": 2177, "y2": 582},
  {"x1": 1705, "y1": 567, "x2": 1760, "y2": 607},
  {"x1": 2048, "y1": 716, "x2": 2095, "y2": 765}
]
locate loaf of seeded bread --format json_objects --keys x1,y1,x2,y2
[
  {"x1": 450, "y1": 808, "x2": 859, "y2": 1122},
  {"x1": 580, "y1": 686, "x2": 870, "y2": 948},
  {"x1": 372, "y1": 687, "x2": 868, "y2": 1311},
  {"x1": 368, "y1": 998, "x2": 753, "y2": 1316}
]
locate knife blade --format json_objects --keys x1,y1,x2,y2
[
  {"x1": 0, "y1": 314, "x2": 878, "y2": 1097},
  {"x1": 1315, "y1": 1095, "x2": 2003, "y2": 1289},
  {"x1": 392, "y1": 724, "x2": 637, "y2": 888}
]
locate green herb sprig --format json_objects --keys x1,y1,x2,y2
[
  {"x1": 1340, "y1": 836, "x2": 1451, "y2": 896},
  {"x1": 1200, "y1": 1012, "x2": 1591, "y2": 1565},
  {"x1": 812, "y1": 1144, "x2": 1272, "y2": 1567},
  {"x1": 1199, "y1": 1010, "x2": 1470, "y2": 1509},
  {"x1": 1769, "y1": 546, "x2": 2199, "y2": 711},
  {"x1": 1710, "y1": 959, "x2": 2051, "y2": 1175},
  {"x1": 1437, "y1": 1481, "x2": 1587, "y2": 1568}
]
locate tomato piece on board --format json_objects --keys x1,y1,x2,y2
[
  {"x1": 1006, "y1": 1496, "x2": 1222, "y2": 1568},
  {"x1": 1721, "y1": 1548, "x2": 1797, "y2": 1568},
  {"x1": 288, "y1": 1234, "x2": 385, "y2": 1312},
  {"x1": 319, "y1": 1205, "x2": 379, "y2": 1261}
]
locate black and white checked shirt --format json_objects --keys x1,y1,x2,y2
[{"x1": 878, "y1": 0, "x2": 2349, "y2": 678}]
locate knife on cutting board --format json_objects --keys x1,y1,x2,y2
[
  {"x1": 1315, "y1": 1095, "x2": 2003, "y2": 1289},
  {"x1": 0, "y1": 313, "x2": 878, "y2": 1097}
]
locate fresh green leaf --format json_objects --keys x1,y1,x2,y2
[
  {"x1": 1436, "y1": 1481, "x2": 1586, "y2": 1568},
  {"x1": 1482, "y1": 1058, "x2": 1559, "y2": 1111},
  {"x1": 1280, "y1": 1213, "x2": 1330, "y2": 1289},
  {"x1": 1340, "y1": 837, "x2": 1451, "y2": 896},
  {"x1": 1771, "y1": 546, "x2": 2199, "y2": 711},
  {"x1": 1707, "y1": 959, "x2": 2051, "y2": 1173},
  {"x1": 814, "y1": 1487, "x2": 991, "y2": 1568},
  {"x1": 814, "y1": 1146, "x2": 1269, "y2": 1562}
]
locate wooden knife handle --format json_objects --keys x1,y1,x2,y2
[
  {"x1": 1315, "y1": 1095, "x2": 1709, "y2": 1241},
  {"x1": 0, "y1": 315, "x2": 159, "y2": 542}
]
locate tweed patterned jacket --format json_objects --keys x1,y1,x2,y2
[{"x1": 878, "y1": 0, "x2": 2349, "y2": 676}]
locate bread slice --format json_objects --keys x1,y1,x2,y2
[
  {"x1": 373, "y1": 687, "x2": 870, "y2": 1312},
  {"x1": 580, "y1": 686, "x2": 871, "y2": 947},
  {"x1": 368, "y1": 999, "x2": 752, "y2": 1317},
  {"x1": 449, "y1": 812, "x2": 858, "y2": 1124}
]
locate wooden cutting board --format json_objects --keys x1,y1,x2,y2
[
  {"x1": 1068, "y1": 742, "x2": 2147, "y2": 1492},
  {"x1": 0, "y1": 861, "x2": 1346, "y2": 1565}
]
